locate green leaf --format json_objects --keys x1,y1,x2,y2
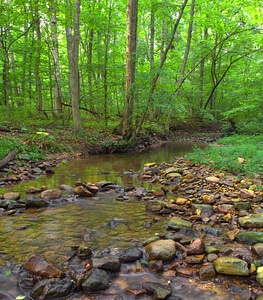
[{"x1": 16, "y1": 296, "x2": 26, "y2": 300}]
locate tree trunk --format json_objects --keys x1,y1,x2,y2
[
  {"x1": 123, "y1": 0, "x2": 138, "y2": 139},
  {"x1": 66, "y1": 0, "x2": 82, "y2": 132},
  {"x1": 35, "y1": 14, "x2": 43, "y2": 112},
  {"x1": 87, "y1": 29, "x2": 94, "y2": 112},
  {"x1": 50, "y1": 0, "x2": 63, "y2": 118}
]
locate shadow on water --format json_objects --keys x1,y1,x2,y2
[{"x1": 0, "y1": 140, "x2": 237, "y2": 299}]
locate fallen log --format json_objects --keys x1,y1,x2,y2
[{"x1": 0, "y1": 149, "x2": 20, "y2": 169}]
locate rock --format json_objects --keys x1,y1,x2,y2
[
  {"x1": 227, "y1": 228, "x2": 240, "y2": 241},
  {"x1": 92, "y1": 256, "x2": 121, "y2": 272},
  {"x1": 68, "y1": 263, "x2": 90, "y2": 287},
  {"x1": 142, "y1": 282, "x2": 172, "y2": 299},
  {"x1": 217, "y1": 204, "x2": 233, "y2": 213},
  {"x1": 77, "y1": 245, "x2": 92, "y2": 259},
  {"x1": 7, "y1": 201, "x2": 25, "y2": 210},
  {"x1": 199, "y1": 264, "x2": 216, "y2": 280},
  {"x1": 213, "y1": 257, "x2": 249, "y2": 276},
  {"x1": 256, "y1": 266, "x2": 263, "y2": 286},
  {"x1": 205, "y1": 176, "x2": 219, "y2": 183},
  {"x1": 117, "y1": 247, "x2": 142, "y2": 263},
  {"x1": 32, "y1": 167, "x2": 42, "y2": 174},
  {"x1": 236, "y1": 231, "x2": 263, "y2": 245},
  {"x1": 95, "y1": 296, "x2": 123, "y2": 300},
  {"x1": 167, "y1": 217, "x2": 192, "y2": 230},
  {"x1": 41, "y1": 188, "x2": 62, "y2": 200},
  {"x1": 166, "y1": 172, "x2": 182, "y2": 179},
  {"x1": 146, "y1": 200, "x2": 165, "y2": 212},
  {"x1": 191, "y1": 204, "x2": 213, "y2": 218},
  {"x1": 252, "y1": 243, "x2": 263, "y2": 256},
  {"x1": 176, "y1": 266, "x2": 196, "y2": 277},
  {"x1": 74, "y1": 185, "x2": 93, "y2": 197},
  {"x1": 25, "y1": 196, "x2": 48, "y2": 208},
  {"x1": 185, "y1": 254, "x2": 205, "y2": 264},
  {"x1": 175, "y1": 197, "x2": 188, "y2": 205},
  {"x1": 238, "y1": 213, "x2": 263, "y2": 228},
  {"x1": 3, "y1": 192, "x2": 20, "y2": 200},
  {"x1": 207, "y1": 253, "x2": 218, "y2": 262},
  {"x1": 30, "y1": 277, "x2": 74, "y2": 299},
  {"x1": 82, "y1": 269, "x2": 110, "y2": 292},
  {"x1": 165, "y1": 166, "x2": 183, "y2": 175},
  {"x1": 23, "y1": 255, "x2": 64, "y2": 278},
  {"x1": 145, "y1": 239, "x2": 176, "y2": 261},
  {"x1": 95, "y1": 296, "x2": 124, "y2": 300},
  {"x1": 75, "y1": 181, "x2": 99, "y2": 194},
  {"x1": 240, "y1": 189, "x2": 256, "y2": 198},
  {"x1": 60, "y1": 184, "x2": 74, "y2": 192},
  {"x1": 26, "y1": 187, "x2": 44, "y2": 193},
  {"x1": 187, "y1": 236, "x2": 206, "y2": 255},
  {"x1": 0, "y1": 200, "x2": 10, "y2": 208},
  {"x1": 233, "y1": 201, "x2": 251, "y2": 211}
]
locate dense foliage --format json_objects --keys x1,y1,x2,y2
[{"x1": 1, "y1": 0, "x2": 262, "y2": 134}]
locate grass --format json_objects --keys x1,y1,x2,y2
[{"x1": 186, "y1": 134, "x2": 263, "y2": 176}]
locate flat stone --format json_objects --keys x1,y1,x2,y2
[
  {"x1": 239, "y1": 213, "x2": 263, "y2": 228},
  {"x1": 41, "y1": 188, "x2": 62, "y2": 200},
  {"x1": 205, "y1": 176, "x2": 219, "y2": 183},
  {"x1": 23, "y1": 254, "x2": 64, "y2": 278},
  {"x1": 167, "y1": 217, "x2": 192, "y2": 230},
  {"x1": 236, "y1": 231, "x2": 263, "y2": 245},
  {"x1": 213, "y1": 257, "x2": 249, "y2": 276},
  {"x1": 3, "y1": 192, "x2": 20, "y2": 200}
]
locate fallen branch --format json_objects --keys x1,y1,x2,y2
[{"x1": 0, "y1": 149, "x2": 20, "y2": 169}]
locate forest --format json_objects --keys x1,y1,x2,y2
[{"x1": 1, "y1": 0, "x2": 263, "y2": 139}]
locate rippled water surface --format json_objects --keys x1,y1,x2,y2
[{"x1": 0, "y1": 140, "x2": 238, "y2": 299}]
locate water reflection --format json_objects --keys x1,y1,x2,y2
[{"x1": 4, "y1": 140, "x2": 202, "y2": 196}]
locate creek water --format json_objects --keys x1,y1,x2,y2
[{"x1": 0, "y1": 141, "x2": 237, "y2": 299}]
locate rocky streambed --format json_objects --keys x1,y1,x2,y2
[{"x1": 1, "y1": 157, "x2": 263, "y2": 299}]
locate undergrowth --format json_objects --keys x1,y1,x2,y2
[{"x1": 187, "y1": 134, "x2": 263, "y2": 176}]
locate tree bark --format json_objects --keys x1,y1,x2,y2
[
  {"x1": 123, "y1": 0, "x2": 138, "y2": 139},
  {"x1": 66, "y1": 0, "x2": 82, "y2": 132},
  {"x1": 50, "y1": 0, "x2": 63, "y2": 118}
]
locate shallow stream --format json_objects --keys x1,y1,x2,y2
[{"x1": 0, "y1": 141, "x2": 239, "y2": 299}]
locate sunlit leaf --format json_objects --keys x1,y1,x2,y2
[
  {"x1": 36, "y1": 131, "x2": 50, "y2": 136},
  {"x1": 16, "y1": 296, "x2": 26, "y2": 300}
]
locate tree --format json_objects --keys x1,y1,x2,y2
[
  {"x1": 135, "y1": 0, "x2": 189, "y2": 135},
  {"x1": 123, "y1": 0, "x2": 138, "y2": 139},
  {"x1": 66, "y1": 0, "x2": 82, "y2": 132},
  {"x1": 49, "y1": 0, "x2": 63, "y2": 118}
]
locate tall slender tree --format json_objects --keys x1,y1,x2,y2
[
  {"x1": 123, "y1": 0, "x2": 138, "y2": 139},
  {"x1": 66, "y1": 0, "x2": 82, "y2": 132},
  {"x1": 49, "y1": 0, "x2": 63, "y2": 118}
]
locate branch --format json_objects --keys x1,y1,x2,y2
[{"x1": 0, "y1": 149, "x2": 20, "y2": 169}]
